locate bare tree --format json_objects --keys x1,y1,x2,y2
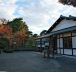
[
  {"x1": 0, "y1": 18, "x2": 7, "y2": 24},
  {"x1": 59, "y1": 0, "x2": 76, "y2": 7}
]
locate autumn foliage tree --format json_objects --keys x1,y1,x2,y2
[
  {"x1": 0, "y1": 19, "x2": 13, "y2": 50},
  {"x1": 8, "y1": 18, "x2": 29, "y2": 48},
  {"x1": 8, "y1": 18, "x2": 28, "y2": 33},
  {"x1": 0, "y1": 18, "x2": 38, "y2": 50},
  {"x1": 0, "y1": 24, "x2": 12, "y2": 36}
]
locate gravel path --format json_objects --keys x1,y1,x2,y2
[{"x1": 0, "y1": 51, "x2": 76, "y2": 72}]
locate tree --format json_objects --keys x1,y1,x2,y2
[
  {"x1": 0, "y1": 24, "x2": 12, "y2": 36},
  {"x1": 8, "y1": 18, "x2": 28, "y2": 33},
  {"x1": 0, "y1": 38, "x2": 9, "y2": 50},
  {"x1": 40, "y1": 30, "x2": 47, "y2": 36},
  {"x1": 59, "y1": 0, "x2": 76, "y2": 7},
  {"x1": 28, "y1": 31, "x2": 33, "y2": 37},
  {"x1": 0, "y1": 18, "x2": 8, "y2": 24},
  {"x1": 33, "y1": 34, "x2": 38, "y2": 38},
  {"x1": 7, "y1": 18, "x2": 29, "y2": 48},
  {"x1": 25, "y1": 32, "x2": 38, "y2": 49},
  {"x1": 0, "y1": 24, "x2": 13, "y2": 49},
  {"x1": 14, "y1": 31, "x2": 28, "y2": 48}
]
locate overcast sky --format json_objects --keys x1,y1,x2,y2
[{"x1": 0, "y1": 0, "x2": 76, "y2": 34}]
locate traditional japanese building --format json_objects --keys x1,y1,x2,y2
[{"x1": 36, "y1": 15, "x2": 76, "y2": 56}]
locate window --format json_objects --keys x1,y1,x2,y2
[
  {"x1": 60, "y1": 34, "x2": 63, "y2": 38},
  {"x1": 63, "y1": 37, "x2": 72, "y2": 49},
  {"x1": 72, "y1": 31, "x2": 76, "y2": 36},
  {"x1": 63, "y1": 32, "x2": 71, "y2": 37},
  {"x1": 57, "y1": 35, "x2": 59, "y2": 38},
  {"x1": 50, "y1": 36, "x2": 57, "y2": 50}
]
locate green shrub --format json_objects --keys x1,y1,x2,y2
[{"x1": 0, "y1": 38, "x2": 9, "y2": 50}]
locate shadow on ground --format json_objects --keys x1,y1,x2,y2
[{"x1": 0, "y1": 52, "x2": 76, "y2": 72}]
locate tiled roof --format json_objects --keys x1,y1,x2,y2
[{"x1": 47, "y1": 15, "x2": 76, "y2": 33}]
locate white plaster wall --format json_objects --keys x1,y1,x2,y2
[
  {"x1": 57, "y1": 49, "x2": 60, "y2": 53},
  {"x1": 57, "y1": 49, "x2": 63, "y2": 54},
  {"x1": 61, "y1": 49, "x2": 63, "y2": 54},
  {"x1": 64, "y1": 49, "x2": 72, "y2": 55},
  {"x1": 72, "y1": 37, "x2": 76, "y2": 48},
  {"x1": 60, "y1": 38, "x2": 63, "y2": 48},
  {"x1": 73, "y1": 50, "x2": 76, "y2": 55},
  {"x1": 52, "y1": 20, "x2": 76, "y2": 32}
]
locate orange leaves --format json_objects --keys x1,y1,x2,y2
[
  {"x1": 15, "y1": 31, "x2": 27, "y2": 40},
  {"x1": 0, "y1": 18, "x2": 29, "y2": 48},
  {"x1": 0, "y1": 24, "x2": 12, "y2": 36}
]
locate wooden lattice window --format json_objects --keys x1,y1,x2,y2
[{"x1": 63, "y1": 37, "x2": 72, "y2": 49}]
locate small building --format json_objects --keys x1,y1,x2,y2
[{"x1": 36, "y1": 15, "x2": 76, "y2": 56}]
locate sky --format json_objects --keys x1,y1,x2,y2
[{"x1": 0, "y1": 0, "x2": 76, "y2": 35}]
